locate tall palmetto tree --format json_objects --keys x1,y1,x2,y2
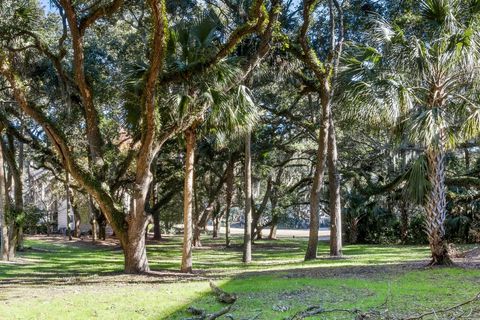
[
  {"x1": 340, "y1": 0, "x2": 480, "y2": 265},
  {"x1": 164, "y1": 13, "x2": 258, "y2": 272}
]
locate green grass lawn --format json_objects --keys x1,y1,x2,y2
[{"x1": 0, "y1": 235, "x2": 479, "y2": 319}]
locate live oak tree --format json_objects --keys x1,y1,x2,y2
[
  {"x1": 0, "y1": 0, "x2": 271, "y2": 273},
  {"x1": 288, "y1": 0, "x2": 345, "y2": 260}
]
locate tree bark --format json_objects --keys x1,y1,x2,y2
[
  {"x1": 88, "y1": 196, "x2": 98, "y2": 242},
  {"x1": 243, "y1": 131, "x2": 252, "y2": 263},
  {"x1": 213, "y1": 216, "x2": 219, "y2": 239},
  {"x1": 2, "y1": 134, "x2": 23, "y2": 258},
  {"x1": 400, "y1": 199, "x2": 409, "y2": 244},
  {"x1": 328, "y1": 116, "x2": 342, "y2": 257},
  {"x1": 0, "y1": 131, "x2": 9, "y2": 261},
  {"x1": 425, "y1": 146, "x2": 452, "y2": 266},
  {"x1": 305, "y1": 89, "x2": 330, "y2": 261},
  {"x1": 251, "y1": 177, "x2": 272, "y2": 241},
  {"x1": 225, "y1": 156, "x2": 235, "y2": 247},
  {"x1": 123, "y1": 215, "x2": 150, "y2": 273},
  {"x1": 152, "y1": 211, "x2": 161, "y2": 240},
  {"x1": 181, "y1": 127, "x2": 195, "y2": 273},
  {"x1": 65, "y1": 170, "x2": 73, "y2": 240}
]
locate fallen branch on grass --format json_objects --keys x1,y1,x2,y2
[
  {"x1": 209, "y1": 281, "x2": 237, "y2": 304},
  {"x1": 401, "y1": 292, "x2": 480, "y2": 320},
  {"x1": 288, "y1": 306, "x2": 374, "y2": 320},
  {"x1": 185, "y1": 305, "x2": 233, "y2": 320},
  {"x1": 184, "y1": 283, "x2": 237, "y2": 320}
]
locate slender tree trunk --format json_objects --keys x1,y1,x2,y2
[
  {"x1": 251, "y1": 177, "x2": 272, "y2": 241},
  {"x1": 213, "y1": 216, "x2": 219, "y2": 238},
  {"x1": 225, "y1": 157, "x2": 235, "y2": 247},
  {"x1": 243, "y1": 131, "x2": 252, "y2": 263},
  {"x1": 0, "y1": 135, "x2": 8, "y2": 261},
  {"x1": 181, "y1": 127, "x2": 195, "y2": 273},
  {"x1": 16, "y1": 137, "x2": 24, "y2": 251},
  {"x1": 65, "y1": 171, "x2": 72, "y2": 241},
  {"x1": 306, "y1": 90, "x2": 330, "y2": 260},
  {"x1": 88, "y1": 196, "x2": 98, "y2": 242},
  {"x1": 98, "y1": 215, "x2": 106, "y2": 241},
  {"x1": 268, "y1": 172, "x2": 280, "y2": 240},
  {"x1": 328, "y1": 116, "x2": 342, "y2": 257},
  {"x1": 400, "y1": 200, "x2": 409, "y2": 244},
  {"x1": 425, "y1": 146, "x2": 452, "y2": 266},
  {"x1": 152, "y1": 211, "x2": 161, "y2": 240}
]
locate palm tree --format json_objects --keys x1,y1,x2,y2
[
  {"x1": 340, "y1": 0, "x2": 480, "y2": 265},
  {"x1": 165, "y1": 13, "x2": 258, "y2": 272}
]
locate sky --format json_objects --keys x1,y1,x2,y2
[{"x1": 39, "y1": 0, "x2": 54, "y2": 13}]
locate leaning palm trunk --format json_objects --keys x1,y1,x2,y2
[{"x1": 425, "y1": 146, "x2": 452, "y2": 266}]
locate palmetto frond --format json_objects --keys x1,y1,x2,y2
[
  {"x1": 404, "y1": 155, "x2": 431, "y2": 204},
  {"x1": 421, "y1": 0, "x2": 459, "y2": 32},
  {"x1": 339, "y1": 1, "x2": 480, "y2": 149}
]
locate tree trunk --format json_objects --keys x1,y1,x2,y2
[
  {"x1": 251, "y1": 177, "x2": 272, "y2": 241},
  {"x1": 213, "y1": 216, "x2": 219, "y2": 238},
  {"x1": 225, "y1": 157, "x2": 235, "y2": 247},
  {"x1": 328, "y1": 116, "x2": 342, "y2": 257},
  {"x1": 2, "y1": 134, "x2": 23, "y2": 258},
  {"x1": 347, "y1": 219, "x2": 359, "y2": 244},
  {"x1": 70, "y1": 191, "x2": 81, "y2": 238},
  {"x1": 425, "y1": 147, "x2": 452, "y2": 266},
  {"x1": 400, "y1": 200, "x2": 409, "y2": 244},
  {"x1": 243, "y1": 131, "x2": 252, "y2": 263},
  {"x1": 181, "y1": 127, "x2": 195, "y2": 273},
  {"x1": 152, "y1": 211, "x2": 161, "y2": 240},
  {"x1": 0, "y1": 136, "x2": 9, "y2": 261},
  {"x1": 123, "y1": 216, "x2": 150, "y2": 274},
  {"x1": 268, "y1": 221, "x2": 278, "y2": 240},
  {"x1": 98, "y1": 216, "x2": 106, "y2": 241},
  {"x1": 255, "y1": 226, "x2": 263, "y2": 240},
  {"x1": 16, "y1": 136, "x2": 24, "y2": 251},
  {"x1": 88, "y1": 196, "x2": 98, "y2": 242},
  {"x1": 65, "y1": 171, "x2": 73, "y2": 241},
  {"x1": 306, "y1": 90, "x2": 330, "y2": 261}
]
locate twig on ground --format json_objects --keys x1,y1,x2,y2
[
  {"x1": 402, "y1": 292, "x2": 480, "y2": 320},
  {"x1": 288, "y1": 306, "x2": 365, "y2": 320}
]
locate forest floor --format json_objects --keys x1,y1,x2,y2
[{"x1": 0, "y1": 234, "x2": 479, "y2": 320}]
